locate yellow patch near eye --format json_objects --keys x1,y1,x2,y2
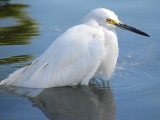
[{"x1": 107, "y1": 18, "x2": 120, "y2": 24}]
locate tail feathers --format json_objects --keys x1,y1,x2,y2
[
  {"x1": 0, "y1": 66, "x2": 28, "y2": 86},
  {"x1": 0, "y1": 58, "x2": 45, "y2": 87},
  {"x1": 0, "y1": 59, "x2": 49, "y2": 88}
]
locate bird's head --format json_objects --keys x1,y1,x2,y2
[{"x1": 83, "y1": 8, "x2": 150, "y2": 37}]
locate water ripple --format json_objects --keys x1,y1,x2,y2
[{"x1": 111, "y1": 59, "x2": 160, "y2": 94}]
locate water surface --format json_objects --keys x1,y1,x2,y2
[{"x1": 0, "y1": 0, "x2": 160, "y2": 120}]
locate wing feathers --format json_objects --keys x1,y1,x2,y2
[{"x1": 1, "y1": 24, "x2": 104, "y2": 88}]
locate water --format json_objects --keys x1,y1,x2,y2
[{"x1": 0, "y1": 0, "x2": 160, "y2": 120}]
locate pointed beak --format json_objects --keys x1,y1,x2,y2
[{"x1": 114, "y1": 22, "x2": 150, "y2": 37}]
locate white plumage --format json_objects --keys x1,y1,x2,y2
[{"x1": 0, "y1": 8, "x2": 122, "y2": 88}]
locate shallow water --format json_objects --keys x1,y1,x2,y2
[{"x1": 0, "y1": 0, "x2": 160, "y2": 120}]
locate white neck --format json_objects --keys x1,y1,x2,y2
[{"x1": 83, "y1": 19, "x2": 100, "y2": 28}]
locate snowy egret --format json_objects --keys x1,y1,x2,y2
[{"x1": 0, "y1": 8, "x2": 149, "y2": 88}]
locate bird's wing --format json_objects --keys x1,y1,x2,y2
[{"x1": 1, "y1": 25, "x2": 104, "y2": 88}]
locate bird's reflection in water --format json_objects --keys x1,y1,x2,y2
[{"x1": 6, "y1": 83, "x2": 115, "y2": 120}]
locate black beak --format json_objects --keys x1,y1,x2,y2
[{"x1": 115, "y1": 23, "x2": 150, "y2": 37}]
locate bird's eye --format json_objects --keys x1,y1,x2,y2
[{"x1": 107, "y1": 18, "x2": 113, "y2": 24}]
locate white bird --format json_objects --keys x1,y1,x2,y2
[{"x1": 0, "y1": 8, "x2": 149, "y2": 88}]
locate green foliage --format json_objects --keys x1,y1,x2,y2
[
  {"x1": 0, "y1": 55, "x2": 33, "y2": 65},
  {"x1": 0, "y1": 3, "x2": 39, "y2": 45}
]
